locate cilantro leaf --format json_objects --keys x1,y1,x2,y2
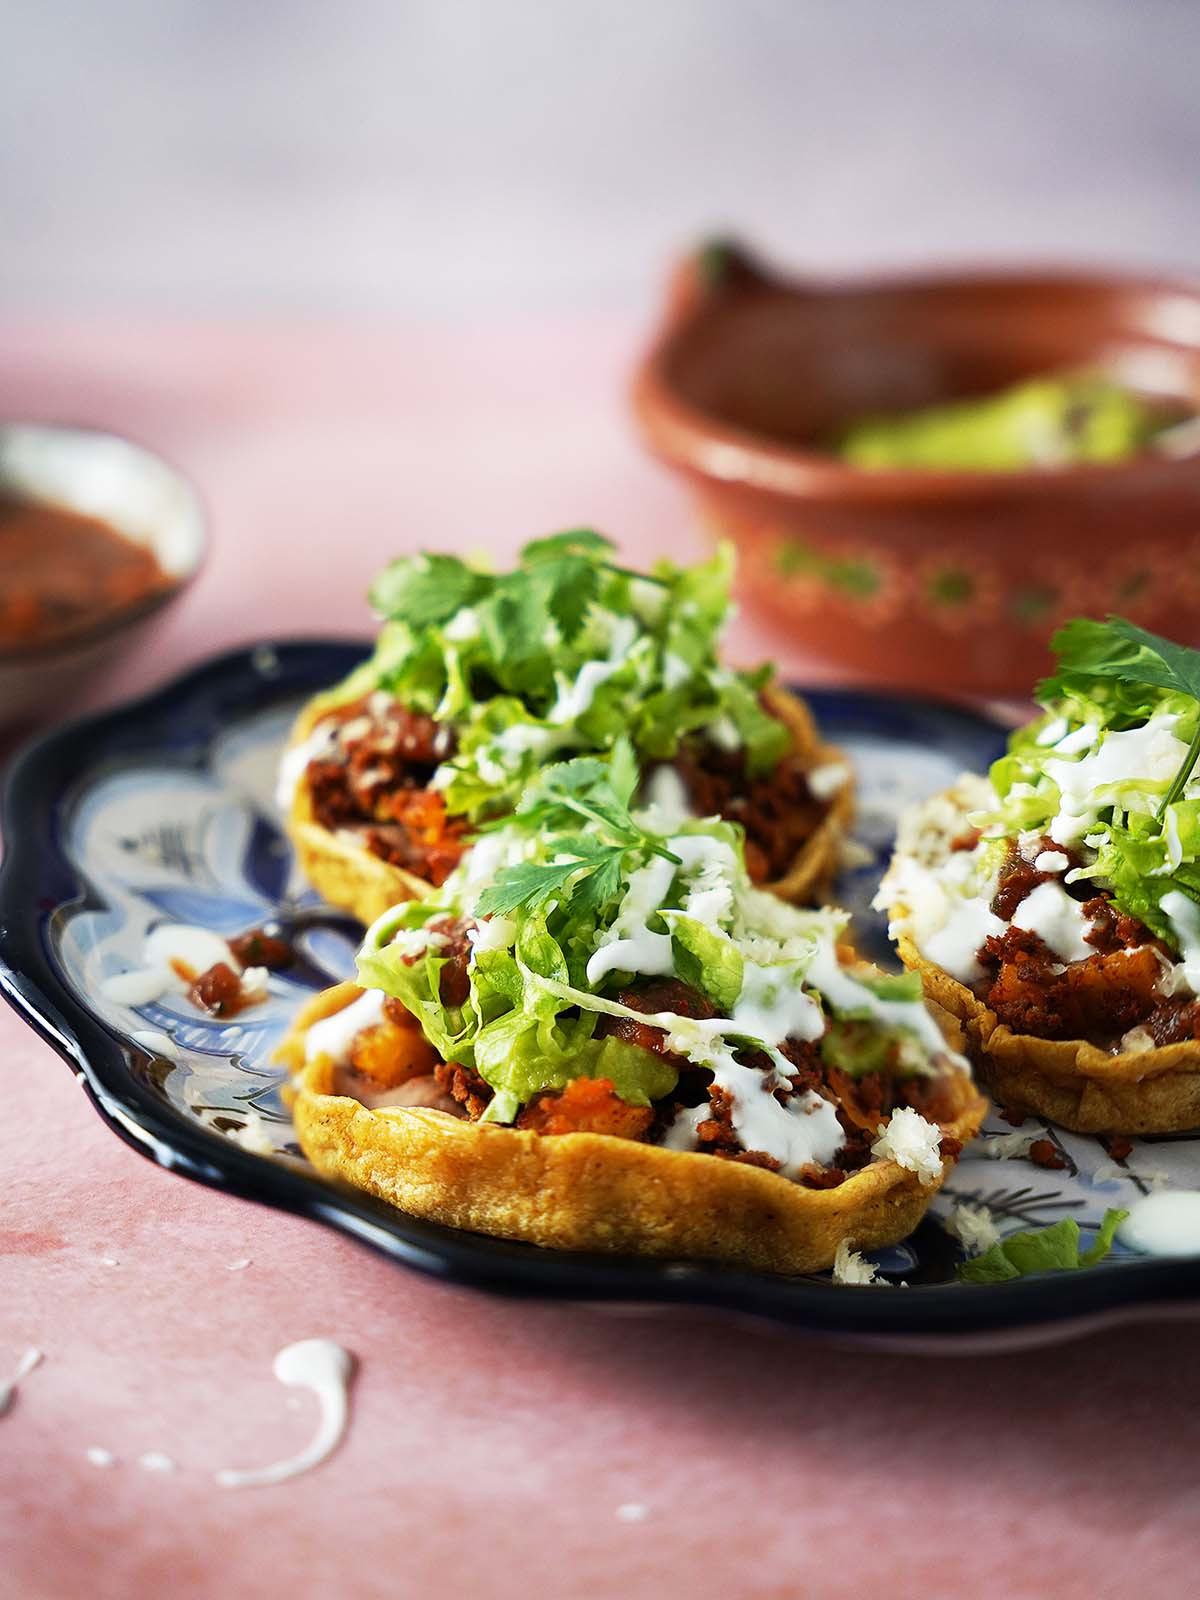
[
  {"x1": 608, "y1": 736, "x2": 639, "y2": 810},
  {"x1": 369, "y1": 554, "x2": 488, "y2": 626},
  {"x1": 536, "y1": 553, "x2": 600, "y2": 641},
  {"x1": 566, "y1": 848, "x2": 626, "y2": 919},
  {"x1": 520, "y1": 528, "x2": 615, "y2": 564},
  {"x1": 475, "y1": 580, "x2": 553, "y2": 692},
  {"x1": 1040, "y1": 616, "x2": 1200, "y2": 704},
  {"x1": 957, "y1": 1207, "x2": 1127, "y2": 1283},
  {"x1": 475, "y1": 858, "x2": 592, "y2": 918}
]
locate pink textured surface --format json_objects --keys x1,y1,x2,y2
[{"x1": 1, "y1": 317, "x2": 1196, "y2": 1600}]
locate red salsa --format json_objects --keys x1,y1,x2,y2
[{"x1": 0, "y1": 496, "x2": 169, "y2": 649}]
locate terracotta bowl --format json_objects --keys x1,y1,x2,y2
[{"x1": 632, "y1": 245, "x2": 1200, "y2": 697}]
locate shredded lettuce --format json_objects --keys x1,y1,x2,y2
[
  {"x1": 354, "y1": 755, "x2": 960, "y2": 1119},
  {"x1": 321, "y1": 532, "x2": 790, "y2": 822},
  {"x1": 980, "y1": 617, "x2": 1200, "y2": 950},
  {"x1": 957, "y1": 1208, "x2": 1127, "y2": 1283}
]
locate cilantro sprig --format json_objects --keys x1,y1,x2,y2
[
  {"x1": 370, "y1": 529, "x2": 662, "y2": 653},
  {"x1": 474, "y1": 740, "x2": 680, "y2": 919},
  {"x1": 1040, "y1": 616, "x2": 1200, "y2": 815},
  {"x1": 957, "y1": 1207, "x2": 1127, "y2": 1283}
]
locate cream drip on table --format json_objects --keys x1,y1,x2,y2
[
  {"x1": 216, "y1": 1339, "x2": 356, "y2": 1490},
  {"x1": 0, "y1": 1347, "x2": 43, "y2": 1417}
]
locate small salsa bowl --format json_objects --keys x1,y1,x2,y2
[
  {"x1": 632, "y1": 245, "x2": 1200, "y2": 697},
  {"x1": 0, "y1": 425, "x2": 206, "y2": 728}
]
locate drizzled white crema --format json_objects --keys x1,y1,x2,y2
[
  {"x1": 1044, "y1": 715, "x2": 1187, "y2": 847},
  {"x1": 464, "y1": 615, "x2": 642, "y2": 786},
  {"x1": 586, "y1": 833, "x2": 744, "y2": 984},
  {"x1": 216, "y1": 1339, "x2": 355, "y2": 1490},
  {"x1": 304, "y1": 989, "x2": 386, "y2": 1065},
  {"x1": 1010, "y1": 881, "x2": 1095, "y2": 963},
  {"x1": 1118, "y1": 1190, "x2": 1200, "y2": 1258}
]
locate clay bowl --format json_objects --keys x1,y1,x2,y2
[{"x1": 632, "y1": 245, "x2": 1200, "y2": 697}]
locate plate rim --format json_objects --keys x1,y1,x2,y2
[{"x1": 3, "y1": 636, "x2": 1199, "y2": 1342}]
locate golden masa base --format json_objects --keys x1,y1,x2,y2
[
  {"x1": 283, "y1": 683, "x2": 854, "y2": 925},
  {"x1": 280, "y1": 982, "x2": 985, "y2": 1277}
]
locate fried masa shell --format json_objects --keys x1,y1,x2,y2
[
  {"x1": 283, "y1": 684, "x2": 854, "y2": 926},
  {"x1": 280, "y1": 981, "x2": 985, "y2": 1276},
  {"x1": 887, "y1": 789, "x2": 1200, "y2": 1134},
  {"x1": 896, "y1": 930, "x2": 1200, "y2": 1135}
]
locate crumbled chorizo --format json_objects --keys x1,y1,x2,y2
[
  {"x1": 663, "y1": 707, "x2": 831, "y2": 884},
  {"x1": 1144, "y1": 998, "x2": 1200, "y2": 1047},
  {"x1": 1082, "y1": 897, "x2": 1166, "y2": 957},
  {"x1": 982, "y1": 927, "x2": 1162, "y2": 1043},
  {"x1": 596, "y1": 979, "x2": 717, "y2": 1061},
  {"x1": 433, "y1": 1060, "x2": 493, "y2": 1119},
  {"x1": 305, "y1": 695, "x2": 467, "y2": 884},
  {"x1": 189, "y1": 962, "x2": 244, "y2": 1017}
]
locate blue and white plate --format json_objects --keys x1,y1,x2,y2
[{"x1": 3, "y1": 640, "x2": 1198, "y2": 1346}]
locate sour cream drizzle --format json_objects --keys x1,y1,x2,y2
[
  {"x1": 1118, "y1": 1191, "x2": 1200, "y2": 1258},
  {"x1": 1010, "y1": 881, "x2": 1095, "y2": 963},
  {"x1": 305, "y1": 989, "x2": 386, "y2": 1065},
  {"x1": 1045, "y1": 715, "x2": 1186, "y2": 846},
  {"x1": 215, "y1": 1339, "x2": 356, "y2": 1490}
]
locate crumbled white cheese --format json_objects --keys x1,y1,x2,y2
[
  {"x1": 870, "y1": 1107, "x2": 944, "y2": 1186},
  {"x1": 238, "y1": 966, "x2": 270, "y2": 1005},
  {"x1": 467, "y1": 916, "x2": 517, "y2": 954},
  {"x1": 980, "y1": 1130, "x2": 1040, "y2": 1160},
  {"x1": 831, "y1": 1239, "x2": 887, "y2": 1286},
  {"x1": 806, "y1": 761, "x2": 849, "y2": 802},
  {"x1": 1033, "y1": 850, "x2": 1069, "y2": 873},
  {"x1": 942, "y1": 1201, "x2": 1001, "y2": 1254},
  {"x1": 875, "y1": 779, "x2": 1004, "y2": 983}
]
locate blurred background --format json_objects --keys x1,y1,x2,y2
[
  {"x1": 4, "y1": 0, "x2": 1198, "y2": 317},
  {"x1": 4, "y1": 0, "x2": 1200, "y2": 713}
]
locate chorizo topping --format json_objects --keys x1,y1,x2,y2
[
  {"x1": 339, "y1": 746, "x2": 970, "y2": 1188},
  {"x1": 879, "y1": 618, "x2": 1200, "y2": 1052},
  {"x1": 287, "y1": 533, "x2": 840, "y2": 890}
]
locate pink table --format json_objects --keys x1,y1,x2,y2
[{"x1": 2, "y1": 317, "x2": 1197, "y2": 1600}]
